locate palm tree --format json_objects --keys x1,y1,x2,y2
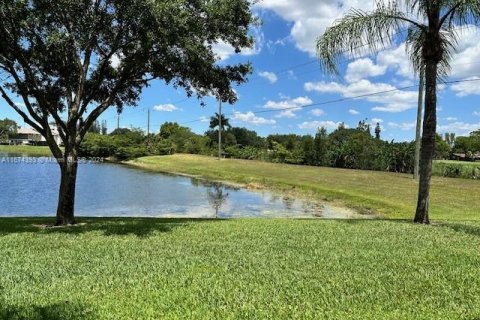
[
  {"x1": 209, "y1": 113, "x2": 231, "y2": 131},
  {"x1": 316, "y1": 1, "x2": 480, "y2": 224}
]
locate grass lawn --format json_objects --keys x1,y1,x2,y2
[
  {"x1": 0, "y1": 145, "x2": 53, "y2": 156},
  {"x1": 1, "y1": 218, "x2": 480, "y2": 319},
  {"x1": 130, "y1": 155, "x2": 480, "y2": 221},
  {"x1": 2, "y1": 154, "x2": 479, "y2": 319}
]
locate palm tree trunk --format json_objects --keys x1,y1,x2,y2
[
  {"x1": 414, "y1": 60, "x2": 437, "y2": 224},
  {"x1": 56, "y1": 152, "x2": 78, "y2": 225}
]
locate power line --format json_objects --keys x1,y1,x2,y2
[{"x1": 169, "y1": 77, "x2": 480, "y2": 126}]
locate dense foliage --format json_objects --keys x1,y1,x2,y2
[
  {"x1": 0, "y1": 118, "x2": 18, "y2": 143},
  {"x1": 80, "y1": 119, "x2": 480, "y2": 175}
]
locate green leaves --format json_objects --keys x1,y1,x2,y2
[
  {"x1": 316, "y1": 0, "x2": 480, "y2": 78},
  {"x1": 0, "y1": 0, "x2": 255, "y2": 143}
]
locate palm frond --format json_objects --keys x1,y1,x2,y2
[
  {"x1": 316, "y1": 1, "x2": 425, "y2": 74},
  {"x1": 441, "y1": 0, "x2": 480, "y2": 27},
  {"x1": 405, "y1": 25, "x2": 425, "y2": 76}
]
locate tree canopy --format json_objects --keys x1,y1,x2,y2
[
  {"x1": 0, "y1": 0, "x2": 254, "y2": 158},
  {"x1": 0, "y1": 118, "x2": 18, "y2": 142},
  {"x1": 0, "y1": 0, "x2": 255, "y2": 224}
]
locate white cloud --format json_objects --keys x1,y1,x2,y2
[
  {"x1": 264, "y1": 96, "x2": 313, "y2": 118},
  {"x1": 110, "y1": 54, "x2": 122, "y2": 68},
  {"x1": 349, "y1": 109, "x2": 360, "y2": 115},
  {"x1": 376, "y1": 43, "x2": 413, "y2": 79},
  {"x1": 258, "y1": 71, "x2": 278, "y2": 84},
  {"x1": 232, "y1": 111, "x2": 276, "y2": 125},
  {"x1": 212, "y1": 27, "x2": 264, "y2": 61},
  {"x1": 305, "y1": 79, "x2": 417, "y2": 113},
  {"x1": 388, "y1": 121, "x2": 416, "y2": 131},
  {"x1": 345, "y1": 58, "x2": 387, "y2": 83},
  {"x1": 451, "y1": 77, "x2": 480, "y2": 97},
  {"x1": 371, "y1": 118, "x2": 383, "y2": 123},
  {"x1": 275, "y1": 110, "x2": 297, "y2": 118},
  {"x1": 445, "y1": 117, "x2": 458, "y2": 121},
  {"x1": 199, "y1": 116, "x2": 209, "y2": 123},
  {"x1": 448, "y1": 26, "x2": 480, "y2": 79},
  {"x1": 287, "y1": 70, "x2": 297, "y2": 80},
  {"x1": 310, "y1": 108, "x2": 325, "y2": 116},
  {"x1": 256, "y1": 0, "x2": 374, "y2": 56},
  {"x1": 474, "y1": 111, "x2": 480, "y2": 117},
  {"x1": 299, "y1": 120, "x2": 347, "y2": 130},
  {"x1": 338, "y1": 25, "x2": 480, "y2": 85},
  {"x1": 153, "y1": 104, "x2": 179, "y2": 112},
  {"x1": 438, "y1": 121, "x2": 480, "y2": 135}
]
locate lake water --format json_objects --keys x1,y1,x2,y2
[{"x1": 0, "y1": 154, "x2": 365, "y2": 219}]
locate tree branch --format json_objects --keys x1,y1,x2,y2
[{"x1": 0, "y1": 86, "x2": 44, "y2": 135}]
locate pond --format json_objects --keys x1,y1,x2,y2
[{"x1": 0, "y1": 154, "x2": 366, "y2": 219}]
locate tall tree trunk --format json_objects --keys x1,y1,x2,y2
[
  {"x1": 414, "y1": 60, "x2": 437, "y2": 224},
  {"x1": 56, "y1": 152, "x2": 79, "y2": 225}
]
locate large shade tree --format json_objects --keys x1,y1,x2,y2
[
  {"x1": 316, "y1": 0, "x2": 480, "y2": 224},
  {"x1": 0, "y1": 0, "x2": 254, "y2": 225}
]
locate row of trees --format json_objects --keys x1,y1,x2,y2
[
  {"x1": 451, "y1": 131, "x2": 480, "y2": 158},
  {"x1": 79, "y1": 117, "x2": 479, "y2": 175}
]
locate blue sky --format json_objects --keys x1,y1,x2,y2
[{"x1": 2, "y1": 0, "x2": 480, "y2": 141}]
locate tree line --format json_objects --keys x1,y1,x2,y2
[{"x1": 77, "y1": 116, "x2": 480, "y2": 174}]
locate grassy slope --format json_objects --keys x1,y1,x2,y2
[
  {"x1": 131, "y1": 155, "x2": 480, "y2": 221},
  {"x1": 0, "y1": 145, "x2": 53, "y2": 156},
  {"x1": 1, "y1": 218, "x2": 480, "y2": 320}
]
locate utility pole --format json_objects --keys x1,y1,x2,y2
[
  {"x1": 414, "y1": 70, "x2": 425, "y2": 179},
  {"x1": 147, "y1": 107, "x2": 151, "y2": 150},
  {"x1": 218, "y1": 100, "x2": 222, "y2": 160},
  {"x1": 147, "y1": 108, "x2": 150, "y2": 137}
]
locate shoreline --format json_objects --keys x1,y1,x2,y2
[{"x1": 125, "y1": 157, "x2": 381, "y2": 217}]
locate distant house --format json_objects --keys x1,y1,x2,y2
[
  {"x1": 451, "y1": 153, "x2": 480, "y2": 162},
  {"x1": 9, "y1": 127, "x2": 62, "y2": 146}
]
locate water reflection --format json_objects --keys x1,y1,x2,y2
[
  {"x1": 0, "y1": 155, "x2": 372, "y2": 219},
  {"x1": 206, "y1": 183, "x2": 229, "y2": 218}
]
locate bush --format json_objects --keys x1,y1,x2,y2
[
  {"x1": 224, "y1": 146, "x2": 263, "y2": 160},
  {"x1": 433, "y1": 161, "x2": 480, "y2": 179},
  {"x1": 114, "y1": 146, "x2": 149, "y2": 161}
]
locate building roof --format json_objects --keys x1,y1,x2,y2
[
  {"x1": 17, "y1": 127, "x2": 60, "y2": 136},
  {"x1": 17, "y1": 127, "x2": 40, "y2": 135}
]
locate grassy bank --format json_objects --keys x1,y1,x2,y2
[
  {"x1": 0, "y1": 145, "x2": 53, "y2": 156},
  {"x1": 1, "y1": 218, "x2": 480, "y2": 319},
  {"x1": 130, "y1": 155, "x2": 480, "y2": 220}
]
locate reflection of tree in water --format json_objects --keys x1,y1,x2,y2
[
  {"x1": 282, "y1": 196, "x2": 294, "y2": 210},
  {"x1": 206, "y1": 183, "x2": 231, "y2": 218}
]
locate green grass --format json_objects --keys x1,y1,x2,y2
[
  {"x1": 0, "y1": 145, "x2": 53, "y2": 156},
  {"x1": 1, "y1": 218, "x2": 480, "y2": 319},
  {"x1": 130, "y1": 155, "x2": 480, "y2": 221}
]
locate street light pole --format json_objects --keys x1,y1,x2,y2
[{"x1": 414, "y1": 70, "x2": 425, "y2": 179}]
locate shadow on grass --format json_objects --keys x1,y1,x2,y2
[
  {"x1": 0, "y1": 217, "x2": 224, "y2": 238},
  {"x1": 0, "y1": 300, "x2": 96, "y2": 320},
  {"x1": 436, "y1": 221, "x2": 480, "y2": 238}
]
